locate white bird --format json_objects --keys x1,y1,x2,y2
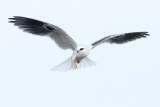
[{"x1": 9, "y1": 16, "x2": 149, "y2": 71}]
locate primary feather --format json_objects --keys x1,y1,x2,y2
[
  {"x1": 9, "y1": 16, "x2": 77, "y2": 51},
  {"x1": 91, "y1": 32, "x2": 149, "y2": 48}
]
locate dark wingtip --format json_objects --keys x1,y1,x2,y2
[
  {"x1": 8, "y1": 16, "x2": 18, "y2": 19},
  {"x1": 8, "y1": 16, "x2": 24, "y2": 20},
  {"x1": 138, "y1": 32, "x2": 150, "y2": 37},
  {"x1": 8, "y1": 17, "x2": 13, "y2": 20},
  {"x1": 8, "y1": 17, "x2": 14, "y2": 23},
  {"x1": 8, "y1": 16, "x2": 16, "y2": 23},
  {"x1": 8, "y1": 16, "x2": 25, "y2": 23},
  {"x1": 8, "y1": 17, "x2": 14, "y2": 20},
  {"x1": 143, "y1": 32, "x2": 150, "y2": 37}
]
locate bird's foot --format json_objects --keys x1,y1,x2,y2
[
  {"x1": 74, "y1": 59, "x2": 81, "y2": 69},
  {"x1": 74, "y1": 62, "x2": 77, "y2": 69}
]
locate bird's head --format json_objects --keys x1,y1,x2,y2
[
  {"x1": 77, "y1": 46, "x2": 84, "y2": 53},
  {"x1": 76, "y1": 45, "x2": 91, "y2": 57}
]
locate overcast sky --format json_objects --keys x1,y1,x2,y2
[{"x1": 0, "y1": 0, "x2": 160, "y2": 107}]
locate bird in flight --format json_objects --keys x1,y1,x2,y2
[{"x1": 9, "y1": 16, "x2": 149, "y2": 71}]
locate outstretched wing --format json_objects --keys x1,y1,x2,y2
[
  {"x1": 9, "y1": 16, "x2": 77, "y2": 51},
  {"x1": 91, "y1": 32, "x2": 149, "y2": 49}
]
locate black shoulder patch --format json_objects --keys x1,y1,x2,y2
[{"x1": 45, "y1": 25, "x2": 54, "y2": 31}]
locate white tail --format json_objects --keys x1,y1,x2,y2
[
  {"x1": 78, "y1": 57, "x2": 96, "y2": 69},
  {"x1": 51, "y1": 57, "x2": 96, "y2": 72}
]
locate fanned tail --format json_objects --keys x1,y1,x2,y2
[
  {"x1": 51, "y1": 57, "x2": 75, "y2": 72},
  {"x1": 51, "y1": 57, "x2": 96, "y2": 72},
  {"x1": 78, "y1": 57, "x2": 96, "y2": 69}
]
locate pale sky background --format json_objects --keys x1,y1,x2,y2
[{"x1": 0, "y1": 0, "x2": 160, "y2": 107}]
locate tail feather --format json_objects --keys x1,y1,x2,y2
[
  {"x1": 84, "y1": 57, "x2": 96, "y2": 66},
  {"x1": 51, "y1": 57, "x2": 74, "y2": 72},
  {"x1": 79, "y1": 57, "x2": 96, "y2": 68},
  {"x1": 51, "y1": 57, "x2": 96, "y2": 71}
]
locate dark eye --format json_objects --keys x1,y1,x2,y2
[{"x1": 80, "y1": 48, "x2": 84, "y2": 51}]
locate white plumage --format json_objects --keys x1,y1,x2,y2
[{"x1": 9, "y1": 16, "x2": 149, "y2": 71}]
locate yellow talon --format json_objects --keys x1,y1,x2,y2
[
  {"x1": 74, "y1": 62, "x2": 77, "y2": 68},
  {"x1": 74, "y1": 59, "x2": 81, "y2": 69}
]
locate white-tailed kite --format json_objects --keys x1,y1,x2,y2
[{"x1": 9, "y1": 16, "x2": 149, "y2": 71}]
